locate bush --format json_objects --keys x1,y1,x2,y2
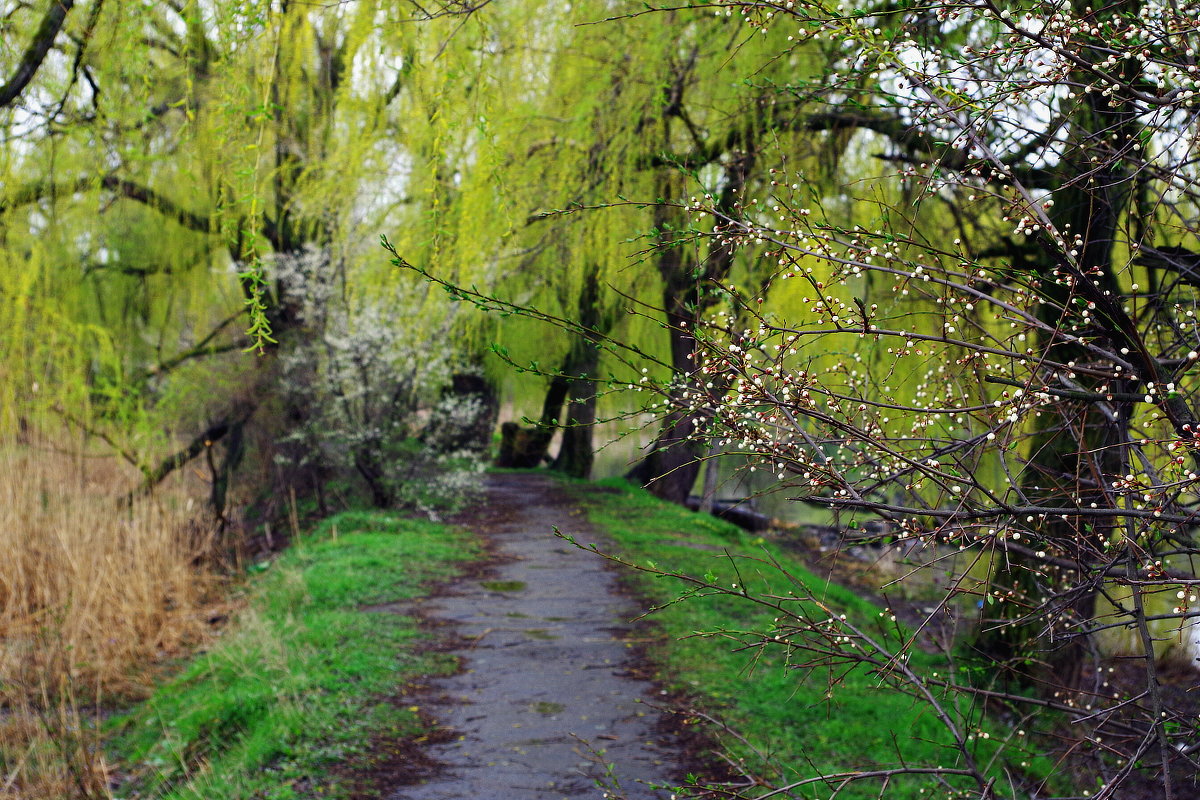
[{"x1": 272, "y1": 246, "x2": 486, "y2": 514}]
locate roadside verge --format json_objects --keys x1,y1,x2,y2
[
  {"x1": 106, "y1": 511, "x2": 478, "y2": 800},
  {"x1": 572, "y1": 479, "x2": 1056, "y2": 800}
]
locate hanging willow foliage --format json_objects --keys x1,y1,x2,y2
[{"x1": 0, "y1": 2, "x2": 475, "y2": 454}]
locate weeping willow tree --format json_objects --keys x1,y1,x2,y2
[
  {"x1": 388, "y1": 2, "x2": 851, "y2": 488},
  {"x1": 0, "y1": 0, "x2": 487, "y2": 514}
]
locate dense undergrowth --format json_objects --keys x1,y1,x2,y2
[
  {"x1": 572, "y1": 479, "x2": 1060, "y2": 800},
  {"x1": 106, "y1": 511, "x2": 477, "y2": 800}
]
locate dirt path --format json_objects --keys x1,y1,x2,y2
[{"x1": 383, "y1": 473, "x2": 683, "y2": 800}]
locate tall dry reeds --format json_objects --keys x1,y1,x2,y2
[{"x1": 0, "y1": 441, "x2": 221, "y2": 799}]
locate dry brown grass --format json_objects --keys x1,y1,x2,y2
[{"x1": 0, "y1": 439, "x2": 222, "y2": 799}]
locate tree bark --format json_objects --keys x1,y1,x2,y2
[
  {"x1": 552, "y1": 271, "x2": 605, "y2": 479},
  {"x1": 495, "y1": 372, "x2": 568, "y2": 468},
  {"x1": 699, "y1": 443, "x2": 721, "y2": 514},
  {"x1": 626, "y1": 409, "x2": 704, "y2": 503},
  {"x1": 209, "y1": 415, "x2": 248, "y2": 529},
  {"x1": 552, "y1": 389, "x2": 596, "y2": 478},
  {"x1": 551, "y1": 340, "x2": 599, "y2": 479},
  {"x1": 629, "y1": 139, "x2": 755, "y2": 504},
  {"x1": 0, "y1": 0, "x2": 75, "y2": 110},
  {"x1": 626, "y1": 232, "x2": 706, "y2": 501}
]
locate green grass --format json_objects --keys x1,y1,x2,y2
[
  {"x1": 107, "y1": 511, "x2": 477, "y2": 800},
  {"x1": 573, "y1": 479, "x2": 1055, "y2": 800}
]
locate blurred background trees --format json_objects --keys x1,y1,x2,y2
[{"x1": 6, "y1": 0, "x2": 1200, "y2": 796}]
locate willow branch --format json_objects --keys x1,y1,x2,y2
[
  {"x1": 0, "y1": 0, "x2": 75, "y2": 110},
  {"x1": 0, "y1": 174, "x2": 213, "y2": 233}
]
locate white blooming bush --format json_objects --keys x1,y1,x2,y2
[{"x1": 272, "y1": 246, "x2": 485, "y2": 514}]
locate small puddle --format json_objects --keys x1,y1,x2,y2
[{"x1": 479, "y1": 580, "x2": 526, "y2": 592}]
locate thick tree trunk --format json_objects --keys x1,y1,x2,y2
[
  {"x1": 551, "y1": 341, "x2": 599, "y2": 479},
  {"x1": 552, "y1": 382, "x2": 596, "y2": 479},
  {"x1": 629, "y1": 122, "x2": 755, "y2": 504},
  {"x1": 626, "y1": 409, "x2": 703, "y2": 503},
  {"x1": 971, "y1": 69, "x2": 1139, "y2": 688},
  {"x1": 552, "y1": 274, "x2": 604, "y2": 479},
  {"x1": 626, "y1": 192, "x2": 706, "y2": 503}
]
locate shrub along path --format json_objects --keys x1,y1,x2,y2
[{"x1": 381, "y1": 472, "x2": 683, "y2": 800}]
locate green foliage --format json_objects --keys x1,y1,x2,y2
[
  {"x1": 0, "y1": 0, "x2": 477, "y2": 458},
  {"x1": 107, "y1": 511, "x2": 478, "y2": 800},
  {"x1": 387, "y1": 2, "x2": 834, "y2": 421}
]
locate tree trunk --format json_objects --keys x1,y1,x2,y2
[
  {"x1": 627, "y1": 408, "x2": 704, "y2": 503},
  {"x1": 552, "y1": 272, "x2": 605, "y2": 479},
  {"x1": 626, "y1": 219, "x2": 706, "y2": 503},
  {"x1": 495, "y1": 372, "x2": 568, "y2": 468},
  {"x1": 628, "y1": 112, "x2": 756, "y2": 504},
  {"x1": 210, "y1": 415, "x2": 248, "y2": 530},
  {"x1": 699, "y1": 443, "x2": 721, "y2": 514},
  {"x1": 970, "y1": 54, "x2": 1140, "y2": 687},
  {"x1": 552, "y1": 383, "x2": 596, "y2": 479},
  {"x1": 552, "y1": 339, "x2": 598, "y2": 479}
]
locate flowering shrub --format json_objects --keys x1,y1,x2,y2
[{"x1": 273, "y1": 246, "x2": 485, "y2": 514}]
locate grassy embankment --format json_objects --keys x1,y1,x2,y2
[
  {"x1": 572, "y1": 479, "x2": 1057, "y2": 800},
  {"x1": 106, "y1": 511, "x2": 477, "y2": 800}
]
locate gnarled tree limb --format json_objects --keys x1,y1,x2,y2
[
  {"x1": 127, "y1": 401, "x2": 258, "y2": 501},
  {"x1": 0, "y1": 173, "x2": 214, "y2": 232}
]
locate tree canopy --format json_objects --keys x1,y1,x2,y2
[{"x1": 6, "y1": 0, "x2": 1200, "y2": 795}]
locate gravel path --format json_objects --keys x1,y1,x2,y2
[{"x1": 384, "y1": 473, "x2": 682, "y2": 800}]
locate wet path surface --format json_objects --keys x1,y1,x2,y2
[{"x1": 385, "y1": 473, "x2": 681, "y2": 800}]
